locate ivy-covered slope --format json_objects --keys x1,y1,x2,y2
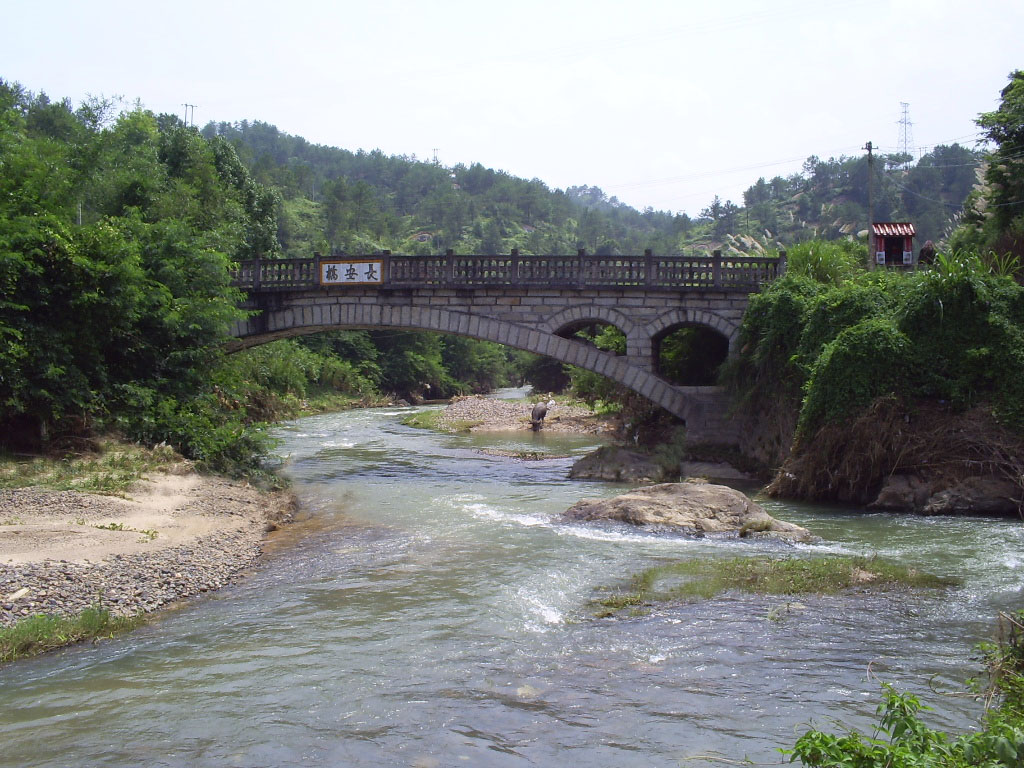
[{"x1": 726, "y1": 243, "x2": 1024, "y2": 505}]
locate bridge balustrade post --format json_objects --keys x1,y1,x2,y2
[
  {"x1": 644, "y1": 249, "x2": 654, "y2": 287},
  {"x1": 577, "y1": 248, "x2": 586, "y2": 289},
  {"x1": 446, "y1": 249, "x2": 455, "y2": 286},
  {"x1": 778, "y1": 250, "x2": 787, "y2": 278},
  {"x1": 712, "y1": 249, "x2": 722, "y2": 288},
  {"x1": 511, "y1": 248, "x2": 520, "y2": 284},
  {"x1": 382, "y1": 250, "x2": 391, "y2": 283}
]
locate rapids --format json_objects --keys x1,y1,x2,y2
[{"x1": 1, "y1": 392, "x2": 1021, "y2": 767}]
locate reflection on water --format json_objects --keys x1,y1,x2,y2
[{"x1": 1, "y1": 394, "x2": 1021, "y2": 767}]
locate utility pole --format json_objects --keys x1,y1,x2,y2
[
  {"x1": 865, "y1": 140, "x2": 875, "y2": 269},
  {"x1": 182, "y1": 103, "x2": 197, "y2": 128}
]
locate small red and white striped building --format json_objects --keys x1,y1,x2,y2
[{"x1": 871, "y1": 222, "x2": 916, "y2": 267}]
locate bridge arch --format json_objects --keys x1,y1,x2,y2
[
  {"x1": 544, "y1": 305, "x2": 652, "y2": 364},
  {"x1": 229, "y1": 303, "x2": 697, "y2": 424},
  {"x1": 649, "y1": 308, "x2": 741, "y2": 353},
  {"x1": 543, "y1": 305, "x2": 638, "y2": 342}
]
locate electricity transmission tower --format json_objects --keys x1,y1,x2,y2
[{"x1": 897, "y1": 102, "x2": 914, "y2": 169}]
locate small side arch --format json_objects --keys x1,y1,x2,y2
[
  {"x1": 648, "y1": 308, "x2": 740, "y2": 353},
  {"x1": 544, "y1": 305, "x2": 638, "y2": 342}
]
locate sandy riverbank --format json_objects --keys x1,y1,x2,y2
[{"x1": 0, "y1": 473, "x2": 294, "y2": 626}]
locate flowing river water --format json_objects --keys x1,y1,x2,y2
[{"x1": 2, "y1": 391, "x2": 1023, "y2": 767}]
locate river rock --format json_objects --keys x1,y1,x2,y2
[
  {"x1": 568, "y1": 446, "x2": 665, "y2": 482},
  {"x1": 868, "y1": 473, "x2": 1021, "y2": 515},
  {"x1": 922, "y1": 476, "x2": 1022, "y2": 516},
  {"x1": 868, "y1": 474, "x2": 934, "y2": 511},
  {"x1": 564, "y1": 481, "x2": 812, "y2": 540},
  {"x1": 679, "y1": 460, "x2": 757, "y2": 483}
]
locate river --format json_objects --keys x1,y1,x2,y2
[{"x1": 1, "y1": 392, "x2": 1022, "y2": 767}]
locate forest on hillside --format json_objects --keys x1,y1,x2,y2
[{"x1": 204, "y1": 119, "x2": 980, "y2": 260}]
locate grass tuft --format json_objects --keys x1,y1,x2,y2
[
  {"x1": 0, "y1": 439, "x2": 185, "y2": 496},
  {"x1": 592, "y1": 555, "x2": 954, "y2": 618},
  {"x1": 401, "y1": 410, "x2": 483, "y2": 433},
  {"x1": 0, "y1": 607, "x2": 144, "y2": 663}
]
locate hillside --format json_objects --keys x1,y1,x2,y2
[{"x1": 205, "y1": 120, "x2": 981, "y2": 259}]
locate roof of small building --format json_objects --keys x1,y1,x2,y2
[{"x1": 872, "y1": 222, "x2": 916, "y2": 237}]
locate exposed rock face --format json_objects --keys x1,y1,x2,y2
[
  {"x1": 869, "y1": 474, "x2": 1022, "y2": 516},
  {"x1": 867, "y1": 474, "x2": 934, "y2": 511},
  {"x1": 568, "y1": 446, "x2": 665, "y2": 482},
  {"x1": 564, "y1": 481, "x2": 813, "y2": 541},
  {"x1": 679, "y1": 460, "x2": 757, "y2": 483},
  {"x1": 924, "y1": 477, "x2": 1022, "y2": 515}
]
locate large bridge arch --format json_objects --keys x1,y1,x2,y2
[{"x1": 229, "y1": 303, "x2": 698, "y2": 424}]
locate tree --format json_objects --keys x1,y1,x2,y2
[
  {"x1": 953, "y1": 70, "x2": 1024, "y2": 260},
  {"x1": 0, "y1": 82, "x2": 277, "y2": 470},
  {"x1": 700, "y1": 195, "x2": 724, "y2": 223}
]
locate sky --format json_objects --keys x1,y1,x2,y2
[{"x1": 3, "y1": 0, "x2": 1021, "y2": 215}]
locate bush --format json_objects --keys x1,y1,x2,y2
[
  {"x1": 732, "y1": 244, "x2": 1024, "y2": 449},
  {"x1": 798, "y1": 318, "x2": 912, "y2": 439},
  {"x1": 786, "y1": 612, "x2": 1024, "y2": 768},
  {"x1": 795, "y1": 278, "x2": 894, "y2": 373},
  {"x1": 784, "y1": 239, "x2": 866, "y2": 283},
  {"x1": 894, "y1": 254, "x2": 1024, "y2": 425}
]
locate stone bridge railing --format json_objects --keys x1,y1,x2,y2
[{"x1": 230, "y1": 249, "x2": 785, "y2": 293}]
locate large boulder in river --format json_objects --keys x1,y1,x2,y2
[{"x1": 564, "y1": 481, "x2": 813, "y2": 541}]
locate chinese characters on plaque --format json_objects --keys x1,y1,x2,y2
[{"x1": 319, "y1": 260, "x2": 383, "y2": 285}]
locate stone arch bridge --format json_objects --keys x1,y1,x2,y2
[{"x1": 229, "y1": 250, "x2": 785, "y2": 442}]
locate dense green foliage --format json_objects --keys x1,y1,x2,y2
[
  {"x1": 0, "y1": 83, "x2": 529, "y2": 470},
  {"x1": 203, "y1": 121, "x2": 692, "y2": 258},
  {"x1": 728, "y1": 244, "x2": 1024, "y2": 503},
  {"x1": 786, "y1": 612, "x2": 1024, "y2": 768},
  {"x1": 0, "y1": 82, "x2": 281, "y2": 470},
  {"x1": 734, "y1": 250, "x2": 1024, "y2": 440},
  {"x1": 209, "y1": 119, "x2": 977, "y2": 264},
  {"x1": 736, "y1": 143, "x2": 979, "y2": 248},
  {"x1": 952, "y1": 70, "x2": 1024, "y2": 264}
]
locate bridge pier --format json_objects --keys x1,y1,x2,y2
[{"x1": 625, "y1": 355, "x2": 654, "y2": 372}]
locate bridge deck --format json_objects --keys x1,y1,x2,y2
[{"x1": 231, "y1": 251, "x2": 784, "y2": 293}]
